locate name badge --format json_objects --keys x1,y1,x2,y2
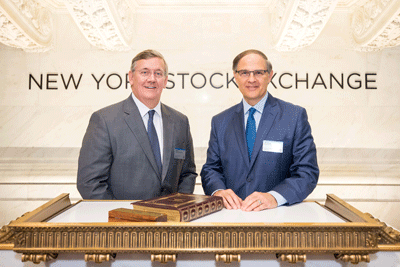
[
  {"x1": 174, "y1": 148, "x2": 186, "y2": 159},
  {"x1": 263, "y1": 140, "x2": 283, "y2": 153}
]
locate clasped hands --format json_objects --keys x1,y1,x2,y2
[{"x1": 214, "y1": 189, "x2": 277, "y2": 211}]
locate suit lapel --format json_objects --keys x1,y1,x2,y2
[
  {"x1": 233, "y1": 103, "x2": 250, "y2": 168},
  {"x1": 161, "y1": 104, "x2": 174, "y2": 181},
  {"x1": 249, "y1": 94, "x2": 279, "y2": 169},
  {"x1": 122, "y1": 96, "x2": 161, "y2": 179}
]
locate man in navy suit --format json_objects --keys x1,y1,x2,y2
[{"x1": 201, "y1": 49, "x2": 319, "y2": 211}]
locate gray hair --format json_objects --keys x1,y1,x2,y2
[{"x1": 130, "y1": 49, "x2": 168, "y2": 75}]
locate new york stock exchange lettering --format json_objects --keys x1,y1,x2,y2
[{"x1": 28, "y1": 72, "x2": 377, "y2": 91}]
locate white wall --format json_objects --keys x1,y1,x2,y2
[
  {"x1": 1, "y1": 11, "x2": 399, "y2": 150},
  {"x1": 0, "y1": 10, "x2": 399, "y2": 228}
]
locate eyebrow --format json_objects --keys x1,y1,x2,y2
[{"x1": 139, "y1": 68, "x2": 163, "y2": 71}]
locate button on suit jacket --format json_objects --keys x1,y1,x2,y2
[
  {"x1": 201, "y1": 94, "x2": 319, "y2": 205},
  {"x1": 77, "y1": 95, "x2": 197, "y2": 200}
]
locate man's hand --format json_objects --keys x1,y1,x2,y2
[
  {"x1": 241, "y1": 192, "x2": 277, "y2": 211},
  {"x1": 214, "y1": 189, "x2": 243, "y2": 209}
]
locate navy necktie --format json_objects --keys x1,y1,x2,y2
[
  {"x1": 147, "y1": 110, "x2": 162, "y2": 175},
  {"x1": 246, "y1": 107, "x2": 257, "y2": 160}
]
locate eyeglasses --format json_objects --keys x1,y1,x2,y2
[
  {"x1": 136, "y1": 69, "x2": 165, "y2": 78},
  {"x1": 235, "y1": 69, "x2": 268, "y2": 78}
]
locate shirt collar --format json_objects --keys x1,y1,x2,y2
[
  {"x1": 131, "y1": 93, "x2": 162, "y2": 118},
  {"x1": 242, "y1": 92, "x2": 269, "y2": 114}
]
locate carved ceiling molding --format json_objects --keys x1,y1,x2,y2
[
  {"x1": 63, "y1": 0, "x2": 134, "y2": 51},
  {"x1": 0, "y1": 0, "x2": 52, "y2": 52},
  {"x1": 351, "y1": 0, "x2": 400, "y2": 51},
  {"x1": 37, "y1": 0, "x2": 65, "y2": 11},
  {"x1": 271, "y1": 0, "x2": 339, "y2": 51}
]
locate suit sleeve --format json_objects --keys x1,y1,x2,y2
[
  {"x1": 177, "y1": 117, "x2": 197, "y2": 194},
  {"x1": 200, "y1": 117, "x2": 228, "y2": 195},
  {"x1": 272, "y1": 108, "x2": 319, "y2": 205},
  {"x1": 77, "y1": 112, "x2": 116, "y2": 199}
]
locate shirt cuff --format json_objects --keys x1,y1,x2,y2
[
  {"x1": 268, "y1": 191, "x2": 287, "y2": 206},
  {"x1": 211, "y1": 189, "x2": 223, "y2": 196}
]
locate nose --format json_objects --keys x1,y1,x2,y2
[
  {"x1": 147, "y1": 72, "x2": 157, "y2": 81},
  {"x1": 248, "y1": 72, "x2": 256, "y2": 81}
]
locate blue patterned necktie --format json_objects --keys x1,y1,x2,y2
[
  {"x1": 246, "y1": 107, "x2": 257, "y2": 160},
  {"x1": 147, "y1": 110, "x2": 162, "y2": 175}
]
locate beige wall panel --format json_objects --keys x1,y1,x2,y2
[{"x1": 0, "y1": 7, "x2": 399, "y2": 232}]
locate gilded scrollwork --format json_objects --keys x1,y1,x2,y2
[
  {"x1": 364, "y1": 212, "x2": 400, "y2": 244},
  {"x1": 0, "y1": 225, "x2": 14, "y2": 245}
]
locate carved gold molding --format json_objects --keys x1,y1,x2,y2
[
  {"x1": 271, "y1": 0, "x2": 339, "y2": 51},
  {"x1": 0, "y1": 225, "x2": 14, "y2": 249},
  {"x1": 351, "y1": 0, "x2": 400, "y2": 51},
  {"x1": 2, "y1": 194, "x2": 400, "y2": 264},
  {"x1": 21, "y1": 253, "x2": 58, "y2": 264},
  {"x1": 215, "y1": 253, "x2": 240, "y2": 263},
  {"x1": 10, "y1": 224, "x2": 383, "y2": 253},
  {"x1": 151, "y1": 253, "x2": 176, "y2": 263},
  {"x1": 0, "y1": 0, "x2": 53, "y2": 52},
  {"x1": 334, "y1": 253, "x2": 370, "y2": 264},
  {"x1": 63, "y1": 0, "x2": 134, "y2": 51},
  {"x1": 84, "y1": 253, "x2": 115, "y2": 263},
  {"x1": 277, "y1": 253, "x2": 306, "y2": 263}
]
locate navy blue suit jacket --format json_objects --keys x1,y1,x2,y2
[{"x1": 201, "y1": 94, "x2": 319, "y2": 205}]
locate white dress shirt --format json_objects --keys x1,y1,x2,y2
[{"x1": 131, "y1": 93, "x2": 163, "y2": 163}]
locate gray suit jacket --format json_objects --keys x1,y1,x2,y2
[{"x1": 77, "y1": 95, "x2": 197, "y2": 200}]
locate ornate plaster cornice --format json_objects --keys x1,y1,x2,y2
[
  {"x1": 64, "y1": 0, "x2": 134, "y2": 51},
  {"x1": 351, "y1": 0, "x2": 400, "y2": 51},
  {"x1": 271, "y1": 0, "x2": 339, "y2": 51},
  {"x1": 37, "y1": 0, "x2": 66, "y2": 11},
  {"x1": 0, "y1": 0, "x2": 52, "y2": 52}
]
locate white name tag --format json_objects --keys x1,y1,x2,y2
[{"x1": 263, "y1": 140, "x2": 283, "y2": 153}]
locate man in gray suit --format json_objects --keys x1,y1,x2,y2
[{"x1": 77, "y1": 49, "x2": 197, "y2": 200}]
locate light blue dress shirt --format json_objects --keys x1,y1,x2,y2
[{"x1": 242, "y1": 92, "x2": 287, "y2": 207}]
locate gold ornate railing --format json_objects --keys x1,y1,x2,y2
[{"x1": 1, "y1": 194, "x2": 399, "y2": 264}]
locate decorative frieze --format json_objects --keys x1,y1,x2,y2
[
  {"x1": 12, "y1": 224, "x2": 380, "y2": 252},
  {"x1": 351, "y1": 0, "x2": 400, "y2": 51},
  {"x1": 0, "y1": 0, "x2": 52, "y2": 52},
  {"x1": 271, "y1": 0, "x2": 339, "y2": 51},
  {"x1": 63, "y1": 0, "x2": 134, "y2": 51},
  {"x1": 10, "y1": 223, "x2": 382, "y2": 265}
]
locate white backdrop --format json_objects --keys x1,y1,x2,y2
[
  {"x1": 0, "y1": 5, "x2": 400, "y2": 233},
  {"x1": 1, "y1": 11, "x2": 399, "y2": 151}
]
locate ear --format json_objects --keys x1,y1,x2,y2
[
  {"x1": 267, "y1": 70, "x2": 274, "y2": 83},
  {"x1": 233, "y1": 71, "x2": 239, "y2": 83},
  {"x1": 162, "y1": 75, "x2": 168, "y2": 88},
  {"x1": 128, "y1": 70, "x2": 134, "y2": 86}
]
